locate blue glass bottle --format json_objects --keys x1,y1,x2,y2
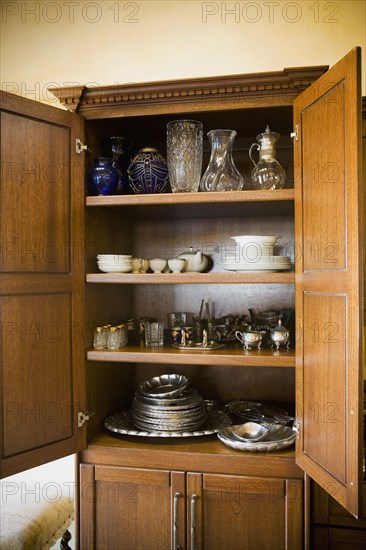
[{"x1": 87, "y1": 157, "x2": 119, "y2": 196}]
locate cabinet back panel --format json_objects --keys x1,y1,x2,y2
[
  {"x1": 133, "y1": 284, "x2": 294, "y2": 324},
  {"x1": 86, "y1": 208, "x2": 134, "y2": 272},
  {"x1": 85, "y1": 285, "x2": 134, "y2": 347},
  {"x1": 85, "y1": 106, "x2": 294, "y2": 196},
  {"x1": 87, "y1": 362, "x2": 134, "y2": 439},
  {"x1": 132, "y1": 215, "x2": 294, "y2": 270},
  {"x1": 133, "y1": 363, "x2": 295, "y2": 410}
]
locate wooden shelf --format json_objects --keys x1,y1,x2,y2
[
  {"x1": 82, "y1": 432, "x2": 301, "y2": 479},
  {"x1": 86, "y1": 189, "x2": 294, "y2": 207},
  {"x1": 85, "y1": 189, "x2": 294, "y2": 218},
  {"x1": 87, "y1": 344, "x2": 295, "y2": 367},
  {"x1": 86, "y1": 272, "x2": 295, "y2": 284}
]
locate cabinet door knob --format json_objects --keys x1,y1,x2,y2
[
  {"x1": 190, "y1": 494, "x2": 198, "y2": 550},
  {"x1": 173, "y1": 492, "x2": 181, "y2": 550}
]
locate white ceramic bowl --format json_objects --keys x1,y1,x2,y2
[
  {"x1": 97, "y1": 263, "x2": 132, "y2": 273},
  {"x1": 97, "y1": 254, "x2": 132, "y2": 263},
  {"x1": 98, "y1": 260, "x2": 132, "y2": 265},
  {"x1": 230, "y1": 235, "x2": 280, "y2": 247}
]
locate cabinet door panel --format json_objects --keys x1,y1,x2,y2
[
  {"x1": 80, "y1": 465, "x2": 182, "y2": 550},
  {"x1": 188, "y1": 473, "x2": 303, "y2": 550},
  {"x1": 2, "y1": 293, "x2": 73, "y2": 456},
  {"x1": 0, "y1": 91, "x2": 85, "y2": 477},
  {"x1": 302, "y1": 293, "x2": 346, "y2": 482},
  {"x1": 1, "y1": 112, "x2": 70, "y2": 272},
  {"x1": 294, "y1": 47, "x2": 363, "y2": 516}
]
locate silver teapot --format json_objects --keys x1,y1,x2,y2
[{"x1": 269, "y1": 319, "x2": 290, "y2": 350}]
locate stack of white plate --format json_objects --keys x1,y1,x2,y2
[
  {"x1": 223, "y1": 235, "x2": 291, "y2": 272},
  {"x1": 97, "y1": 254, "x2": 132, "y2": 273}
]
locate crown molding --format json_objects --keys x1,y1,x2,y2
[{"x1": 49, "y1": 66, "x2": 329, "y2": 119}]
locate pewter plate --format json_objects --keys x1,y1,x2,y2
[
  {"x1": 134, "y1": 389, "x2": 198, "y2": 407},
  {"x1": 217, "y1": 424, "x2": 295, "y2": 452},
  {"x1": 227, "y1": 400, "x2": 294, "y2": 426},
  {"x1": 105, "y1": 410, "x2": 232, "y2": 438},
  {"x1": 137, "y1": 374, "x2": 190, "y2": 398},
  {"x1": 133, "y1": 393, "x2": 203, "y2": 412}
]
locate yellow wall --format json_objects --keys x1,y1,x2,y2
[{"x1": 0, "y1": 0, "x2": 365, "y2": 107}]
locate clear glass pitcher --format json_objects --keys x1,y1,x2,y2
[
  {"x1": 249, "y1": 126, "x2": 286, "y2": 190},
  {"x1": 200, "y1": 129, "x2": 244, "y2": 192}
]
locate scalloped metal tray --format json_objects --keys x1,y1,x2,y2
[
  {"x1": 217, "y1": 424, "x2": 295, "y2": 452},
  {"x1": 104, "y1": 410, "x2": 231, "y2": 438}
]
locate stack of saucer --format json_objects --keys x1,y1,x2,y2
[
  {"x1": 223, "y1": 235, "x2": 291, "y2": 272},
  {"x1": 97, "y1": 254, "x2": 132, "y2": 273}
]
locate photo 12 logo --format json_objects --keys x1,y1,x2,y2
[
  {"x1": 1, "y1": 1, "x2": 140, "y2": 24},
  {"x1": 201, "y1": 2, "x2": 340, "y2": 24}
]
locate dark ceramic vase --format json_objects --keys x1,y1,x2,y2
[{"x1": 127, "y1": 147, "x2": 170, "y2": 194}]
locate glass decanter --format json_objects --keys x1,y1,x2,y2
[
  {"x1": 200, "y1": 129, "x2": 244, "y2": 192},
  {"x1": 249, "y1": 126, "x2": 286, "y2": 190}
]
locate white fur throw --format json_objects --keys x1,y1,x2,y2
[{"x1": 0, "y1": 495, "x2": 74, "y2": 550}]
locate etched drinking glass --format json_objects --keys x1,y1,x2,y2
[{"x1": 166, "y1": 120, "x2": 203, "y2": 192}]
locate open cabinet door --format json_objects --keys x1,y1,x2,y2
[
  {"x1": 294, "y1": 47, "x2": 363, "y2": 518},
  {"x1": 0, "y1": 91, "x2": 86, "y2": 478}
]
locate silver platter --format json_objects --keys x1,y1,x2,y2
[
  {"x1": 104, "y1": 410, "x2": 232, "y2": 438},
  {"x1": 217, "y1": 424, "x2": 295, "y2": 452}
]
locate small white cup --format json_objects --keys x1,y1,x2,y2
[
  {"x1": 168, "y1": 258, "x2": 185, "y2": 273},
  {"x1": 132, "y1": 258, "x2": 149, "y2": 273},
  {"x1": 149, "y1": 258, "x2": 167, "y2": 273}
]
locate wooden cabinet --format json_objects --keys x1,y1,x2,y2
[
  {"x1": 80, "y1": 461, "x2": 303, "y2": 550},
  {"x1": 0, "y1": 48, "x2": 363, "y2": 549},
  {"x1": 311, "y1": 482, "x2": 366, "y2": 549}
]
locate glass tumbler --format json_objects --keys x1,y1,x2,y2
[
  {"x1": 144, "y1": 322, "x2": 164, "y2": 347},
  {"x1": 166, "y1": 120, "x2": 203, "y2": 192}
]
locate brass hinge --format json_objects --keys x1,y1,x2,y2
[
  {"x1": 78, "y1": 411, "x2": 93, "y2": 427},
  {"x1": 75, "y1": 138, "x2": 88, "y2": 154},
  {"x1": 290, "y1": 125, "x2": 299, "y2": 141},
  {"x1": 293, "y1": 419, "x2": 301, "y2": 440}
]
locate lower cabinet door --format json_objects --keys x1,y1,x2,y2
[
  {"x1": 187, "y1": 472, "x2": 303, "y2": 550},
  {"x1": 80, "y1": 464, "x2": 303, "y2": 550},
  {"x1": 80, "y1": 464, "x2": 186, "y2": 550}
]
